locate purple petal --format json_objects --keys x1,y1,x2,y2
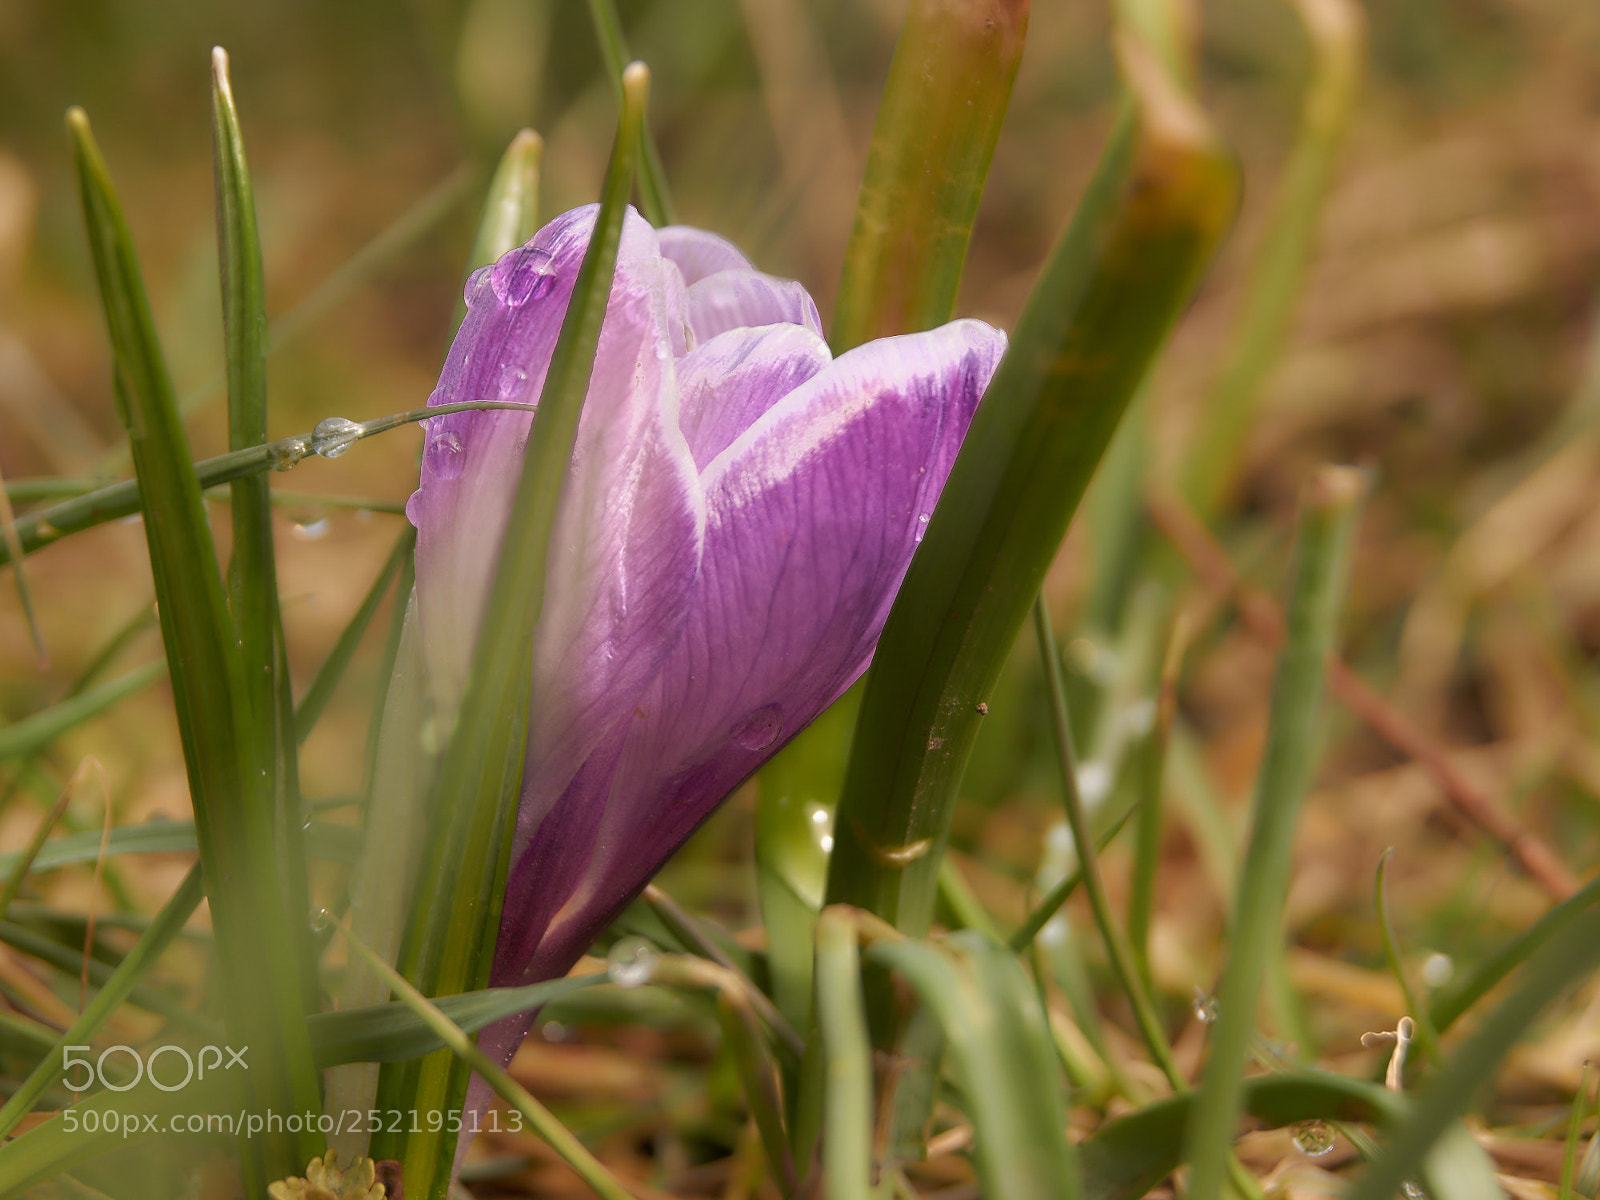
[
  {"x1": 409, "y1": 206, "x2": 704, "y2": 833},
  {"x1": 677, "y1": 324, "x2": 832, "y2": 469},
  {"x1": 656, "y1": 226, "x2": 754, "y2": 285},
  {"x1": 493, "y1": 318, "x2": 1008, "y2": 987},
  {"x1": 685, "y1": 270, "x2": 824, "y2": 343}
]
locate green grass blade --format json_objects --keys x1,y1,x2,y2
[
  {"x1": 372, "y1": 65, "x2": 650, "y2": 1197},
  {"x1": 1182, "y1": 466, "x2": 1365, "y2": 1200},
  {"x1": 0, "y1": 769, "x2": 77, "y2": 914},
  {"x1": 1180, "y1": 0, "x2": 1363, "y2": 518},
  {"x1": 1560, "y1": 1063, "x2": 1590, "y2": 1200},
  {"x1": 212, "y1": 45, "x2": 315, "y2": 1018},
  {"x1": 0, "y1": 817, "x2": 358, "y2": 877},
  {"x1": 0, "y1": 461, "x2": 47, "y2": 667},
  {"x1": 584, "y1": 0, "x2": 672, "y2": 226},
  {"x1": 830, "y1": 0, "x2": 1028, "y2": 352},
  {"x1": 1428, "y1": 870, "x2": 1600, "y2": 1033},
  {"x1": 1033, "y1": 598, "x2": 1183, "y2": 1088},
  {"x1": 0, "y1": 662, "x2": 164, "y2": 761},
  {"x1": 449, "y1": 127, "x2": 544, "y2": 335},
  {"x1": 293, "y1": 526, "x2": 413, "y2": 743},
  {"x1": 1348, "y1": 901, "x2": 1600, "y2": 1200},
  {"x1": 869, "y1": 932, "x2": 1083, "y2": 1200},
  {"x1": 824, "y1": 40, "x2": 1238, "y2": 940},
  {"x1": 309, "y1": 975, "x2": 600, "y2": 1065},
  {"x1": 0, "y1": 864, "x2": 204, "y2": 1139},
  {"x1": 67, "y1": 105, "x2": 322, "y2": 1185},
  {"x1": 333, "y1": 911, "x2": 636, "y2": 1200},
  {"x1": 1373, "y1": 848, "x2": 1441, "y2": 1063},
  {"x1": 814, "y1": 908, "x2": 876, "y2": 1200}
]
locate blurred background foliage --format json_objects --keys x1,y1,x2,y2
[{"x1": 4, "y1": 0, "x2": 1600, "y2": 1194}]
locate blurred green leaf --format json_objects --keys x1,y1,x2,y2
[
  {"x1": 585, "y1": 0, "x2": 673, "y2": 225},
  {"x1": 67, "y1": 104, "x2": 322, "y2": 1184},
  {"x1": 450, "y1": 127, "x2": 544, "y2": 334},
  {"x1": 0, "y1": 866, "x2": 205, "y2": 1140},
  {"x1": 870, "y1": 932, "x2": 1083, "y2": 1200},
  {"x1": 1183, "y1": 467, "x2": 1365, "y2": 1200},
  {"x1": 813, "y1": 908, "x2": 878, "y2": 1200},
  {"x1": 831, "y1": 0, "x2": 1028, "y2": 351},
  {"x1": 0, "y1": 662, "x2": 165, "y2": 762}
]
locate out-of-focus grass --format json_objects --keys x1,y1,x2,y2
[{"x1": 3, "y1": 0, "x2": 1600, "y2": 1195}]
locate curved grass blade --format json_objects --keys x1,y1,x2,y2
[
  {"x1": 1373, "y1": 848, "x2": 1440, "y2": 1063},
  {"x1": 332, "y1": 911, "x2": 637, "y2": 1200},
  {"x1": 830, "y1": 0, "x2": 1028, "y2": 352},
  {"x1": 0, "y1": 818, "x2": 357, "y2": 879},
  {"x1": 824, "y1": 36, "x2": 1238, "y2": 940},
  {"x1": 869, "y1": 932, "x2": 1083, "y2": 1200},
  {"x1": 1348, "y1": 900, "x2": 1600, "y2": 1200},
  {"x1": 0, "y1": 761, "x2": 85, "y2": 915},
  {"x1": 1180, "y1": 0, "x2": 1364, "y2": 518},
  {"x1": 0, "y1": 662, "x2": 164, "y2": 762},
  {"x1": 0, "y1": 460, "x2": 47, "y2": 666},
  {"x1": 293, "y1": 526, "x2": 413, "y2": 743},
  {"x1": 68, "y1": 106, "x2": 322, "y2": 1185},
  {"x1": 1078, "y1": 1070, "x2": 1497, "y2": 1200},
  {"x1": 371, "y1": 64, "x2": 651, "y2": 1197},
  {"x1": 309, "y1": 975, "x2": 601, "y2": 1065},
  {"x1": 1182, "y1": 466, "x2": 1365, "y2": 1200},
  {"x1": 0, "y1": 865, "x2": 205, "y2": 1140},
  {"x1": 585, "y1": 0, "x2": 673, "y2": 226}
]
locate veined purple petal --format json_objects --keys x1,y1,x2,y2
[
  {"x1": 656, "y1": 226, "x2": 754, "y2": 285},
  {"x1": 492, "y1": 319, "x2": 1008, "y2": 988},
  {"x1": 685, "y1": 269, "x2": 824, "y2": 343},
  {"x1": 677, "y1": 324, "x2": 832, "y2": 469},
  {"x1": 409, "y1": 207, "x2": 704, "y2": 832}
]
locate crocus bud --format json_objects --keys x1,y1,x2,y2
[{"x1": 407, "y1": 205, "x2": 1005, "y2": 1034}]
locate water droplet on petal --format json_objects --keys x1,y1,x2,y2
[
  {"x1": 292, "y1": 517, "x2": 331, "y2": 541},
  {"x1": 490, "y1": 246, "x2": 556, "y2": 307},
  {"x1": 311, "y1": 415, "x2": 363, "y2": 459},
  {"x1": 498, "y1": 364, "x2": 528, "y2": 400},
  {"x1": 914, "y1": 513, "x2": 930, "y2": 543},
  {"x1": 425, "y1": 428, "x2": 466, "y2": 481},
  {"x1": 1291, "y1": 1120, "x2": 1335, "y2": 1157},
  {"x1": 731, "y1": 704, "x2": 783, "y2": 751},
  {"x1": 268, "y1": 436, "x2": 308, "y2": 472},
  {"x1": 463, "y1": 264, "x2": 492, "y2": 308},
  {"x1": 1193, "y1": 988, "x2": 1219, "y2": 1024},
  {"x1": 607, "y1": 936, "x2": 657, "y2": 988},
  {"x1": 310, "y1": 908, "x2": 332, "y2": 933}
]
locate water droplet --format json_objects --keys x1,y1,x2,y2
[
  {"x1": 540, "y1": 1020, "x2": 571, "y2": 1042},
  {"x1": 607, "y1": 937, "x2": 657, "y2": 988},
  {"x1": 490, "y1": 245, "x2": 556, "y2": 307},
  {"x1": 292, "y1": 517, "x2": 331, "y2": 542},
  {"x1": 1402, "y1": 1183, "x2": 1426, "y2": 1199},
  {"x1": 267, "y1": 436, "x2": 308, "y2": 472},
  {"x1": 730, "y1": 704, "x2": 783, "y2": 751},
  {"x1": 463, "y1": 265, "x2": 491, "y2": 308},
  {"x1": 301, "y1": 817, "x2": 312, "y2": 831},
  {"x1": 310, "y1": 908, "x2": 332, "y2": 933},
  {"x1": 1077, "y1": 761, "x2": 1112, "y2": 806},
  {"x1": 1193, "y1": 988, "x2": 1219, "y2": 1024},
  {"x1": 1421, "y1": 952, "x2": 1453, "y2": 988},
  {"x1": 311, "y1": 415, "x2": 363, "y2": 459},
  {"x1": 914, "y1": 513, "x2": 930, "y2": 543},
  {"x1": 498, "y1": 365, "x2": 529, "y2": 401},
  {"x1": 1291, "y1": 1120, "x2": 1335, "y2": 1157},
  {"x1": 425, "y1": 428, "x2": 466, "y2": 481},
  {"x1": 810, "y1": 808, "x2": 829, "y2": 826},
  {"x1": 819, "y1": 834, "x2": 834, "y2": 852}
]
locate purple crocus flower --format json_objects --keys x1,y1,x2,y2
[{"x1": 407, "y1": 204, "x2": 1004, "y2": 1054}]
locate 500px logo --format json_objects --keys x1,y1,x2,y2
[{"x1": 61, "y1": 1044, "x2": 248, "y2": 1093}]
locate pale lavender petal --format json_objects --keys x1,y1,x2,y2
[
  {"x1": 493, "y1": 319, "x2": 1008, "y2": 987},
  {"x1": 408, "y1": 206, "x2": 704, "y2": 840},
  {"x1": 676, "y1": 324, "x2": 832, "y2": 469},
  {"x1": 685, "y1": 269, "x2": 824, "y2": 343},
  {"x1": 656, "y1": 226, "x2": 754, "y2": 285}
]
